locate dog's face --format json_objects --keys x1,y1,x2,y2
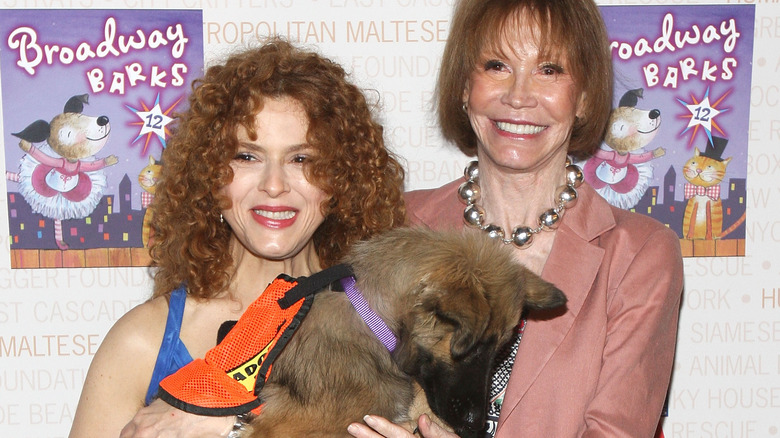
[
  {"x1": 49, "y1": 111, "x2": 111, "y2": 160},
  {"x1": 605, "y1": 89, "x2": 661, "y2": 153},
  {"x1": 605, "y1": 106, "x2": 661, "y2": 153},
  {"x1": 346, "y1": 228, "x2": 566, "y2": 436},
  {"x1": 11, "y1": 94, "x2": 111, "y2": 161},
  {"x1": 389, "y1": 238, "x2": 566, "y2": 437},
  {"x1": 401, "y1": 284, "x2": 500, "y2": 438}
]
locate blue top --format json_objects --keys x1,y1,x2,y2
[{"x1": 144, "y1": 286, "x2": 193, "y2": 405}]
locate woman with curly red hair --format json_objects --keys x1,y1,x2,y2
[{"x1": 69, "y1": 39, "x2": 405, "y2": 438}]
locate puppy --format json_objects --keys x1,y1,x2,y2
[{"x1": 245, "y1": 227, "x2": 566, "y2": 438}]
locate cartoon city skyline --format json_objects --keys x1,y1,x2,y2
[
  {"x1": 629, "y1": 165, "x2": 746, "y2": 256},
  {"x1": 7, "y1": 174, "x2": 146, "y2": 250}
]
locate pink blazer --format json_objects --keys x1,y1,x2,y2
[{"x1": 406, "y1": 180, "x2": 684, "y2": 438}]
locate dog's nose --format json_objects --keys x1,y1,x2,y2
[
  {"x1": 649, "y1": 109, "x2": 660, "y2": 119},
  {"x1": 457, "y1": 428, "x2": 480, "y2": 438},
  {"x1": 97, "y1": 116, "x2": 109, "y2": 126},
  {"x1": 456, "y1": 411, "x2": 484, "y2": 438},
  {"x1": 461, "y1": 408, "x2": 485, "y2": 432}
]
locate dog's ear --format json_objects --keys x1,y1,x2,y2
[
  {"x1": 420, "y1": 281, "x2": 490, "y2": 360},
  {"x1": 448, "y1": 308, "x2": 488, "y2": 359},
  {"x1": 64, "y1": 94, "x2": 89, "y2": 113},
  {"x1": 520, "y1": 270, "x2": 567, "y2": 310},
  {"x1": 12, "y1": 120, "x2": 50, "y2": 143}
]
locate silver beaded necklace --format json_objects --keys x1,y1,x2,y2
[{"x1": 457, "y1": 158, "x2": 584, "y2": 249}]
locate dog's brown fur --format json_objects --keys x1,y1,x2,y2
[{"x1": 246, "y1": 227, "x2": 566, "y2": 437}]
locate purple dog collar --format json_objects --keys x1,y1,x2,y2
[{"x1": 340, "y1": 276, "x2": 398, "y2": 353}]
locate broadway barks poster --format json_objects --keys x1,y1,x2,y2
[
  {"x1": 584, "y1": 5, "x2": 755, "y2": 257},
  {"x1": 1, "y1": 9, "x2": 203, "y2": 268}
]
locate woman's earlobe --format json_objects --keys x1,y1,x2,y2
[
  {"x1": 462, "y1": 86, "x2": 471, "y2": 113},
  {"x1": 576, "y1": 92, "x2": 587, "y2": 119}
]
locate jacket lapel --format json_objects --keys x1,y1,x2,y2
[{"x1": 496, "y1": 184, "x2": 614, "y2": 432}]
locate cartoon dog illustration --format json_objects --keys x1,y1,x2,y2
[
  {"x1": 6, "y1": 94, "x2": 117, "y2": 250},
  {"x1": 581, "y1": 88, "x2": 665, "y2": 209}
]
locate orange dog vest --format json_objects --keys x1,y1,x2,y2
[{"x1": 158, "y1": 264, "x2": 353, "y2": 416}]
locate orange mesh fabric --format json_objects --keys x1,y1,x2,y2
[
  {"x1": 158, "y1": 276, "x2": 308, "y2": 416},
  {"x1": 157, "y1": 358, "x2": 261, "y2": 414}
]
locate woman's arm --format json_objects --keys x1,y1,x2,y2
[
  {"x1": 119, "y1": 399, "x2": 235, "y2": 438},
  {"x1": 68, "y1": 300, "x2": 166, "y2": 438},
  {"x1": 581, "y1": 226, "x2": 684, "y2": 437}
]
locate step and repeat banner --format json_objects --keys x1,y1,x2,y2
[{"x1": 0, "y1": 1, "x2": 778, "y2": 437}]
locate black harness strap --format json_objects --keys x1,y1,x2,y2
[{"x1": 276, "y1": 263, "x2": 354, "y2": 309}]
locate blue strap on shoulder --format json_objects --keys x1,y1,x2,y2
[{"x1": 144, "y1": 287, "x2": 193, "y2": 405}]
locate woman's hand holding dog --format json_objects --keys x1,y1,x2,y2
[
  {"x1": 347, "y1": 414, "x2": 460, "y2": 438},
  {"x1": 120, "y1": 399, "x2": 235, "y2": 438}
]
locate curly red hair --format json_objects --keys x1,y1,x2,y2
[{"x1": 150, "y1": 39, "x2": 405, "y2": 299}]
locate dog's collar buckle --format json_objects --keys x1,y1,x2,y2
[{"x1": 340, "y1": 276, "x2": 398, "y2": 352}]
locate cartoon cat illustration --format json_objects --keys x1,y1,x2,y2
[
  {"x1": 682, "y1": 136, "x2": 744, "y2": 240},
  {"x1": 138, "y1": 155, "x2": 162, "y2": 247}
]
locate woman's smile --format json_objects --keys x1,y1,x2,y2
[
  {"x1": 494, "y1": 120, "x2": 547, "y2": 136},
  {"x1": 252, "y1": 206, "x2": 298, "y2": 228}
]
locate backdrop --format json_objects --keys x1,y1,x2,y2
[{"x1": 0, "y1": 1, "x2": 778, "y2": 437}]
